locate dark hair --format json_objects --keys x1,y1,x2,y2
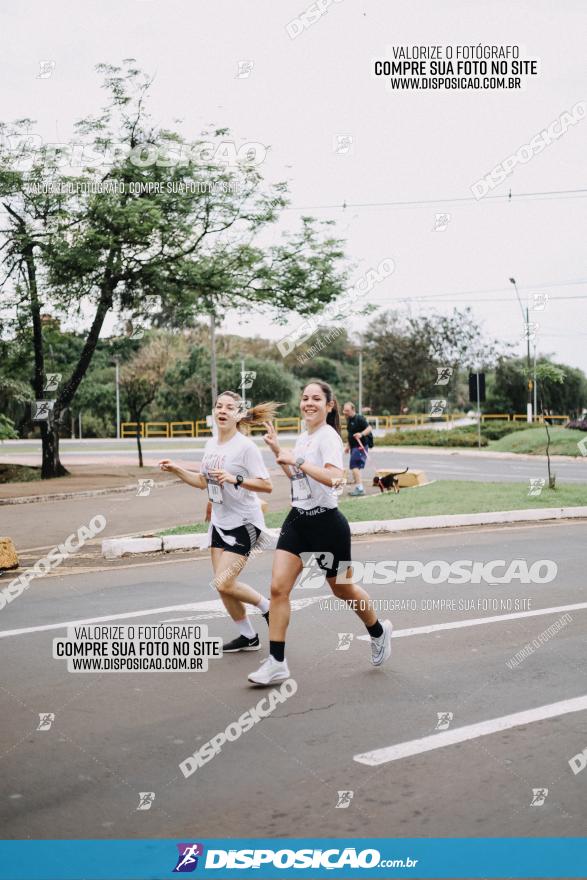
[
  {"x1": 215, "y1": 391, "x2": 282, "y2": 435},
  {"x1": 302, "y1": 380, "x2": 341, "y2": 435}
]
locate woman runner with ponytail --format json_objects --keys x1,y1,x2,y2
[
  {"x1": 159, "y1": 391, "x2": 278, "y2": 652},
  {"x1": 248, "y1": 380, "x2": 392, "y2": 686}
]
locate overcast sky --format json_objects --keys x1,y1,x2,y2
[{"x1": 2, "y1": 0, "x2": 586, "y2": 371}]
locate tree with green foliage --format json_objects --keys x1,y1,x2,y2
[
  {"x1": 488, "y1": 357, "x2": 586, "y2": 416},
  {"x1": 362, "y1": 307, "x2": 502, "y2": 413},
  {"x1": 120, "y1": 337, "x2": 175, "y2": 467},
  {"x1": 0, "y1": 413, "x2": 18, "y2": 439},
  {"x1": 534, "y1": 362, "x2": 566, "y2": 489},
  {"x1": 0, "y1": 60, "x2": 347, "y2": 478},
  {"x1": 158, "y1": 347, "x2": 298, "y2": 421},
  {"x1": 0, "y1": 373, "x2": 33, "y2": 432}
]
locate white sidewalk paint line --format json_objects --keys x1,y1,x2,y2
[
  {"x1": 354, "y1": 694, "x2": 587, "y2": 766},
  {"x1": 356, "y1": 600, "x2": 587, "y2": 642}
]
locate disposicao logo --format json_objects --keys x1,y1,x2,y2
[{"x1": 173, "y1": 843, "x2": 204, "y2": 872}]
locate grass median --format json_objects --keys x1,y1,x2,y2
[
  {"x1": 490, "y1": 426, "x2": 585, "y2": 456},
  {"x1": 375, "y1": 425, "x2": 587, "y2": 456},
  {"x1": 157, "y1": 479, "x2": 587, "y2": 536}
]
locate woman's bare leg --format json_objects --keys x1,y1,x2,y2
[
  {"x1": 210, "y1": 548, "x2": 266, "y2": 622},
  {"x1": 326, "y1": 566, "x2": 378, "y2": 627},
  {"x1": 268, "y1": 550, "x2": 303, "y2": 642}
]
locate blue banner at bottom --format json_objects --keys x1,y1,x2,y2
[{"x1": 0, "y1": 838, "x2": 586, "y2": 879}]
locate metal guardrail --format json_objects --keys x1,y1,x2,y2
[{"x1": 120, "y1": 413, "x2": 569, "y2": 438}]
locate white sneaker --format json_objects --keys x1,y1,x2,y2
[
  {"x1": 248, "y1": 655, "x2": 290, "y2": 686},
  {"x1": 370, "y1": 620, "x2": 393, "y2": 667}
]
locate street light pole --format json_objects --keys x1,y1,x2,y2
[
  {"x1": 210, "y1": 312, "x2": 218, "y2": 405},
  {"x1": 114, "y1": 356, "x2": 121, "y2": 440},
  {"x1": 509, "y1": 277, "x2": 533, "y2": 423},
  {"x1": 358, "y1": 351, "x2": 363, "y2": 413},
  {"x1": 476, "y1": 368, "x2": 481, "y2": 449},
  {"x1": 533, "y1": 338, "x2": 538, "y2": 419}
]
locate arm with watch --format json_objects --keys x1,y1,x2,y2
[
  {"x1": 261, "y1": 421, "x2": 341, "y2": 487},
  {"x1": 276, "y1": 451, "x2": 343, "y2": 489},
  {"x1": 206, "y1": 469, "x2": 272, "y2": 493}
]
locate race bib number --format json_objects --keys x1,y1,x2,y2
[
  {"x1": 291, "y1": 468, "x2": 312, "y2": 502},
  {"x1": 207, "y1": 478, "x2": 223, "y2": 504}
]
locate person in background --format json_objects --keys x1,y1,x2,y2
[{"x1": 342, "y1": 401, "x2": 372, "y2": 496}]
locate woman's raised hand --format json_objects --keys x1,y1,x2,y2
[{"x1": 262, "y1": 421, "x2": 281, "y2": 455}]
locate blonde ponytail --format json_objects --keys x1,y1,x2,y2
[
  {"x1": 215, "y1": 391, "x2": 283, "y2": 434},
  {"x1": 238, "y1": 401, "x2": 283, "y2": 434}
]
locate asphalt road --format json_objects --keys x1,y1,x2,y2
[
  {"x1": 1, "y1": 521, "x2": 586, "y2": 840},
  {"x1": 2, "y1": 438, "x2": 587, "y2": 483}
]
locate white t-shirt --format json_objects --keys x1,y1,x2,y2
[
  {"x1": 200, "y1": 432, "x2": 270, "y2": 531},
  {"x1": 291, "y1": 423, "x2": 344, "y2": 510}
]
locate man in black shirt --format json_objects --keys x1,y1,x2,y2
[{"x1": 342, "y1": 401, "x2": 372, "y2": 496}]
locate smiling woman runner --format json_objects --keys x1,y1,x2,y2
[
  {"x1": 159, "y1": 391, "x2": 278, "y2": 653},
  {"x1": 247, "y1": 379, "x2": 392, "y2": 686}
]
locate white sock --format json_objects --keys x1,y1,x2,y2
[
  {"x1": 357, "y1": 483, "x2": 364, "y2": 491},
  {"x1": 256, "y1": 595, "x2": 270, "y2": 614},
  {"x1": 236, "y1": 616, "x2": 256, "y2": 639}
]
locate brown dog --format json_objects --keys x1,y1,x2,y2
[{"x1": 373, "y1": 468, "x2": 409, "y2": 494}]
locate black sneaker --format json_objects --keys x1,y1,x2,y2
[{"x1": 223, "y1": 634, "x2": 260, "y2": 653}]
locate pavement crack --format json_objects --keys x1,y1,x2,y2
[{"x1": 274, "y1": 701, "x2": 337, "y2": 719}]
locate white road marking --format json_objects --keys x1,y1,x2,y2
[
  {"x1": 0, "y1": 595, "x2": 328, "y2": 639},
  {"x1": 354, "y1": 694, "x2": 587, "y2": 766},
  {"x1": 0, "y1": 600, "x2": 221, "y2": 639},
  {"x1": 356, "y1": 600, "x2": 587, "y2": 641},
  {"x1": 159, "y1": 595, "x2": 326, "y2": 624}
]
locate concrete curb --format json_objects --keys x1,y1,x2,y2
[
  {"x1": 101, "y1": 507, "x2": 587, "y2": 558},
  {"x1": 103, "y1": 528, "x2": 282, "y2": 558}
]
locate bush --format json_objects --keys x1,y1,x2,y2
[
  {"x1": 480, "y1": 420, "x2": 543, "y2": 441},
  {"x1": 442, "y1": 420, "x2": 546, "y2": 441},
  {"x1": 373, "y1": 420, "x2": 553, "y2": 447},
  {"x1": 566, "y1": 417, "x2": 587, "y2": 432},
  {"x1": 0, "y1": 413, "x2": 18, "y2": 440},
  {"x1": 375, "y1": 429, "x2": 488, "y2": 447},
  {"x1": 78, "y1": 412, "x2": 115, "y2": 438}
]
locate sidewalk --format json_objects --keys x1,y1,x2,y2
[
  {"x1": 0, "y1": 469, "x2": 294, "y2": 551},
  {"x1": 0, "y1": 465, "x2": 177, "y2": 503}
]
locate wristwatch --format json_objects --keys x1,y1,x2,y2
[
  {"x1": 235, "y1": 474, "x2": 244, "y2": 489},
  {"x1": 295, "y1": 457, "x2": 305, "y2": 470}
]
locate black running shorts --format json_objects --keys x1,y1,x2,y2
[
  {"x1": 276, "y1": 506, "x2": 352, "y2": 579},
  {"x1": 210, "y1": 523, "x2": 260, "y2": 557}
]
